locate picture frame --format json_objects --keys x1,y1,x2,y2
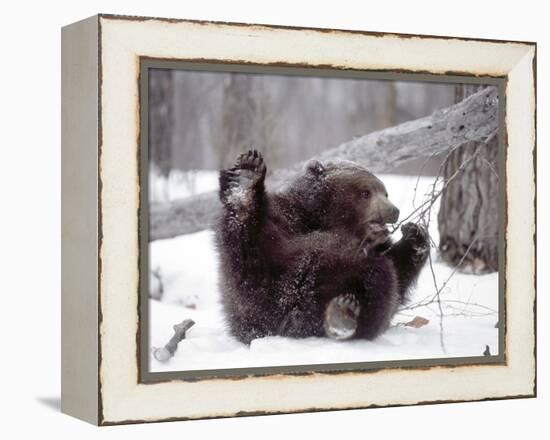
[{"x1": 61, "y1": 14, "x2": 536, "y2": 425}]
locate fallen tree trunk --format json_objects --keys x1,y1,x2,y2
[{"x1": 150, "y1": 86, "x2": 498, "y2": 241}]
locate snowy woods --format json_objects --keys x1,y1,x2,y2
[
  {"x1": 150, "y1": 84, "x2": 498, "y2": 241},
  {"x1": 147, "y1": 69, "x2": 500, "y2": 372}
]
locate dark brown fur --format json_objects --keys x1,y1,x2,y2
[{"x1": 216, "y1": 151, "x2": 429, "y2": 344}]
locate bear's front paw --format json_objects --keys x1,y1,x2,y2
[
  {"x1": 401, "y1": 222, "x2": 430, "y2": 258},
  {"x1": 227, "y1": 150, "x2": 267, "y2": 191},
  {"x1": 324, "y1": 293, "x2": 361, "y2": 340}
]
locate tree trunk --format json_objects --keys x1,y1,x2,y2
[
  {"x1": 149, "y1": 69, "x2": 174, "y2": 177},
  {"x1": 376, "y1": 82, "x2": 397, "y2": 128},
  {"x1": 219, "y1": 73, "x2": 257, "y2": 168},
  {"x1": 437, "y1": 85, "x2": 499, "y2": 273},
  {"x1": 151, "y1": 86, "x2": 498, "y2": 241}
]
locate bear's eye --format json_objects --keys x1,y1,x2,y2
[{"x1": 362, "y1": 190, "x2": 371, "y2": 199}]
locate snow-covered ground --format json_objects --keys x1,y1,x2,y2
[{"x1": 149, "y1": 171, "x2": 499, "y2": 373}]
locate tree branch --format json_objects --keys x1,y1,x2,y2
[{"x1": 150, "y1": 86, "x2": 498, "y2": 241}]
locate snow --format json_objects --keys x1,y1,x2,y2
[
  {"x1": 148, "y1": 172, "x2": 499, "y2": 373},
  {"x1": 226, "y1": 185, "x2": 249, "y2": 206},
  {"x1": 149, "y1": 168, "x2": 219, "y2": 202}
]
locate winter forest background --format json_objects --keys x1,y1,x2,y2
[{"x1": 147, "y1": 68, "x2": 500, "y2": 373}]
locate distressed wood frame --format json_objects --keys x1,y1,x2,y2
[{"x1": 61, "y1": 14, "x2": 536, "y2": 425}]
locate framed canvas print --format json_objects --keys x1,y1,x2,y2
[{"x1": 61, "y1": 14, "x2": 536, "y2": 425}]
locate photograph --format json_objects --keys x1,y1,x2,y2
[{"x1": 144, "y1": 66, "x2": 502, "y2": 375}]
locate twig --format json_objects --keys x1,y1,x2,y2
[
  {"x1": 440, "y1": 299, "x2": 497, "y2": 313},
  {"x1": 412, "y1": 149, "x2": 445, "y2": 209},
  {"x1": 479, "y1": 154, "x2": 499, "y2": 179},
  {"x1": 151, "y1": 319, "x2": 195, "y2": 362},
  {"x1": 436, "y1": 222, "x2": 491, "y2": 292},
  {"x1": 422, "y1": 182, "x2": 446, "y2": 352},
  {"x1": 393, "y1": 131, "x2": 498, "y2": 343},
  {"x1": 397, "y1": 298, "x2": 497, "y2": 317},
  {"x1": 391, "y1": 145, "x2": 484, "y2": 233}
]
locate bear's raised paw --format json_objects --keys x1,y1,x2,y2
[{"x1": 226, "y1": 150, "x2": 266, "y2": 190}]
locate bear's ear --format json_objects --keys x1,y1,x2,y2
[{"x1": 305, "y1": 159, "x2": 325, "y2": 177}]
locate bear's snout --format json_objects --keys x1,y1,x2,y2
[
  {"x1": 384, "y1": 204, "x2": 400, "y2": 224},
  {"x1": 369, "y1": 197, "x2": 400, "y2": 224}
]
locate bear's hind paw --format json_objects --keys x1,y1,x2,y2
[{"x1": 324, "y1": 293, "x2": 361, "y2": 340}]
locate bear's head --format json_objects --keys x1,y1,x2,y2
[{"x1": 297, "y1": 159, "x2": 400, "y2": 240}]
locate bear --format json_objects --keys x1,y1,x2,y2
[{"x1": 215, "y1": 150, "x2": 429, "y2": 344}]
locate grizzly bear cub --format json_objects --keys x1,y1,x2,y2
[{"x1": 216, "y1": 150, "x2": 429, "y2": 344}]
